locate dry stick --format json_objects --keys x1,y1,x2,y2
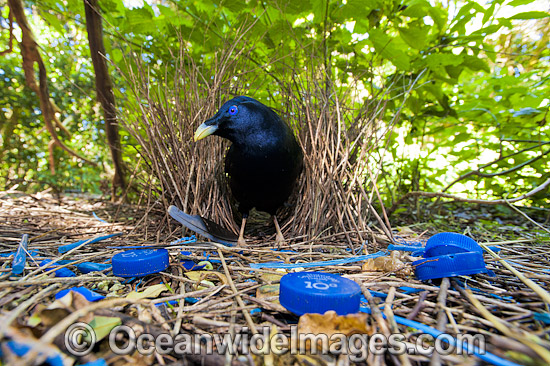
[
  {"x1": 0, "y1": 283, "x2": 61, "y2": 338},
  {"x1": 217, "y1": 247, "x2": 259, "y2": 335},
  {"x1": 384, "y1": 286, "x2": 413, "y2": 366},
  {"x1": 0, "y1": 276, "x2": 122, "y2": 289},
  {"x1": 361, "y1": 286, "x2": 388, "y2": 366},
  {"x1": 479, "y1": 243, "x2": 550, "y2": 305},
  {"x1": 429, "y1": 278, "x2": 450, "y2": 366},
  {"x1": 463, "y1": 289, "x2": 550, "y2": 364},
  {"x1": 407, "y1": 291, "x2": 429, "y2": 320},
  {"x1": 172, "y1": 266, "x2": 186, "y2": 336},
  {"x1": 505, "y1": 200, "x2": 550, "y2": 234}
]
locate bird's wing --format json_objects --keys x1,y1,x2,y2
[{"x1": 168, "y1": 206, "x2": 238, "y2": 246}]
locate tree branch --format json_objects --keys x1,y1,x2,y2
[
  {"x1": 84, "y1": 0, "x2": 126, "y2": 198},
  {"x1": 389, "y1": 178, "x2": 550, "y2": 214},
  {"x1": 7, "y1": 0, "x2": 97, "y2": 174},
  {"x1": 443, "y1": 142, "x2": 550, "y2": 193}
]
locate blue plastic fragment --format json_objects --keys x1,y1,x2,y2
[
  {"x1": 155, "y1": 300, "x2": 180, "y2": 307},
  {"x1": 11, "y1": 234, "x2": 29, "y2": 275},
  {"x1": 250, "y1": 251, "x2": 388, "y2": 269},
  {"x1": 4, "y1": 341, "x2": 64, "y2": 366},
  {"x1": 39, "y1": 259, "x2": 76, "y2": 277},
  {"x1": 250, "y1": 308, "x2": 262, "y2": 315},
  {"x1": 360, "y1": 306, "x2": 520, "y2": 366},
  {"x1": 92, "y1": 212, "x2": 108, "y2": 223},
  {"x1": 203, "y1": 252, "x2": 222, "y2": 264},
  {"x1": 534, "y1": 312, "x2": 550, "y2": 324},
  {"x1": 398, "y1": 286, "x2": 425, "y2": 294},
  {"x1": 55, "y1": 287, "x2": 105, "y2": 302},
  {"x1": 185, "y1": 297, "x2": 199, "y2": 304},
  {"x1": 76, "y1": 262, "x2": 112, "y2": 273},
  {"x1": 414, "y1": 252, "x2": 489, "y2": 280},
  {"x1": 180, "y1": 251, "x2": 206, "y2": 270},
  {"x1": 80, "y1": 359, "x2": 108, "y2": 366},
  {"x1": 170, "y1": 235, "x2": 197, "y2": 245},
  {"x1": 58, "y1": 233, "x2": 122, "y2": 254}
]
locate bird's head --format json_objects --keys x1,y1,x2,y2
[{"x1": 194, "y1": 96, "x2": 277, "y2": 144}]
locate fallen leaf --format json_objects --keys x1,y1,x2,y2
[
  {"x1": 185, "y1": 270, "x2": 228, "y2": 286},
  {"x1": 298, "y1": 311, "x2": 372, "y2": 350},
  {"x1": 87, "y1": 316, "x2": 122, "y2": 342},
  {"x1": 126, "y1": 284, "x2": 168, "y2": 300}
]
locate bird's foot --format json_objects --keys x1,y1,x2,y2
[
  {"x1": 275, "y1": 231, "x2": 286, "y2": 248},
  {"x1": 237, "y1": 236, "x2": 247, "y2": 247}
]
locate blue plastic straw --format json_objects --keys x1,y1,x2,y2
[
  {"x1": 58, "y1": 233, "x2": 122, "y2": 254},
  {"x1": 250, "y1": 251, "x2": 388, "y2": 269}
]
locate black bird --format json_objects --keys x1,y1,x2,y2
[{"x1": 194, "y1": 96, "x2": 303, "y2": 246}]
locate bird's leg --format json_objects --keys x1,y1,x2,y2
[
  {"x1": 237, "y1": 215, "x2": 247, "y2": 247},
  {"x1": 272, "y1": 215, "x2": 286, "y2": 247}
]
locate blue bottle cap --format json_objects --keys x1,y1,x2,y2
[
  {"x1": 112, "y1": 249, "x2": 169, "y2": 277},
  {"x1": 424, "y1": 232, "x2": 481, "y2": 257},
  {"x1": 279, "y1": 272, "x2": 362, "y2": 316},
  {"x1": 55, "y1": 287, "x2": 105, "y2": 302},
  {"x1": 413, "y1": 251, "x2": 488, "y2": 280}
]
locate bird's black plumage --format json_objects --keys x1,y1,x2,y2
[{"x1": 194, "y1": 96, "x2": 303, "y2": 244}]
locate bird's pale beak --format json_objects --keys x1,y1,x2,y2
[{"x1": 194, "y1": 122, "x2": 218, "y2": 141}]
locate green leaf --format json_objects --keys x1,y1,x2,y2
[
  {"x1": 462, "y1": 55, "x2": 490, "y2": 72},
  {"x1": 425, "y1": 53, "x2": 464, "y2": 68},
  {"x1": 510, "y1": 11, "x2": 550, "y2": 20},
  {"x1": 41, "y1": 11, "x2": 64, "y2": 35},
  {"x1": 398, "y1": 26, "x2": 429, "y2": 50},
  {"x1": 482, "y1": 3, "x2": 496, "y2": 24},
  {"x1": 111, "y1": 48, "x2": 123, "y2": 63},
  {"x1": 369, "y1": 29, "x2": 411, "y2": 70},
  {"x1": 87, "y1": 316, "x2": 122, "y2": 342},
  {"x1": 507, "y1": 0, "x2": 538, "y2": 6},
  {"x1": 339, "y1": 0, "x2": 378, "y2": 20},
  {"x1": 401, "y1": 0, "x2": 431, "y2": 18}
]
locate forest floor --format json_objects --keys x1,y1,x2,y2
[{"x1": 1, "y1": 191, "x2": 549, "y2": 366}]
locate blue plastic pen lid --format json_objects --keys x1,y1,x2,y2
[
  {"x1": 112, "y1": 249, "x2": 169, "y2": 277},
  {"x1": 413, "y1": 251, "x2": 488, "y2": 280},
  {"x1": 424, "y1": 232, "x2": 481, "y2": 257},
  {"x1": 279, "y1": 272, "x2": 362, "y2": 316}
]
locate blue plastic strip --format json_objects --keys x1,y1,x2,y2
[
  {"x1": 76, "y1": 262, "x2": 112, "y2": 273},
  {"x1": 58, "y1": 233, "x2": 122, "y2": 254},
  {"x1": 11, "y1": 234, "x2": 29, "y2": 275},
  {"x1": 249, "y1": 251, "x2": 388, "y2": 269},
  {"x1": 92, "y1": 212, "x2": 108, "y2": 223},
  {"x1": 360, "y1": 306, "x2": 520, "y2": 366},
  {"x1": 170, "y1": 235, "x2": 197, "y2": 245}
]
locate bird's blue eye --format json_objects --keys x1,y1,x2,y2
[{"x1": 229, "y1": 106, "x2": 238, "y2": 115}]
